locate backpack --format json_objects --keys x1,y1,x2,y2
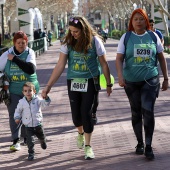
[{"x1": 123, "y1": 30, "x2": 158, "y2": 65}]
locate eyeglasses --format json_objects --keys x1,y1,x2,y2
[{"x1": 69, "y1": 18, "x2": 79, "y2": 24}]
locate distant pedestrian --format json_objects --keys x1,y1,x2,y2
[
  {"x1": 34, "y1": 29, "x2": 40, "y2": 40},
  {"x1": 47, "y1": 30, "x2": 53, "y2": 46},
  {"x1": 149, "y1": 19, "x2": 164, "y2": 45},
  {"x1": 14, "y1": 82, "x2": 51, "y2": 161},
  {"x1": 59, "y1": 28, "x2": 65, "y2": 43}
]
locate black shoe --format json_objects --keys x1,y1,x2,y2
[
  {"x1": 135, "y1": 143, "x2": 144, "y2": 155},
  {"x1": 28, "y1": 153, "x2": 34, "y2": 161},
  {"x1": 41, "y1": 140, "x2": 47, "y2": 150},
  {"x1": 23, "y1": 138, "x2": 27, "y2": 146},
  {"x1": 91, "y1": 113, "x2": 98, "y2": 125},
  {"x1": 144, "y1": 145, "x2": 154, "y2": 160}
]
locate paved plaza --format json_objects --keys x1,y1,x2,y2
[{"x1": 1, "y1": 39, "x2": 170, "y2": 170}]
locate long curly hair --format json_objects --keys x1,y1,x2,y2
[
  {"x1": 128, "y1": 8, "x2": 151, "y2": 31},
  {"x1": 62, "y1": 16, "x2": 103, "y2": 54}
]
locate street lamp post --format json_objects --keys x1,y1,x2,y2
[{"x1": 0, "y1": 0, "x2": 6, "y2": 47}]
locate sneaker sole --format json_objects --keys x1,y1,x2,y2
[
  {"x1": 77, "y1": 145, "x2": 84, "y2": 149},
  {"x1": 145, "y1": 154, "x2": 155, "y2": 160},
  {"x1": 136, "y1": 151, "x2": 144, "y2": 155},
  {"x1": 10, "y1": 147, "x2": 21, "y2": 151},
  {"x1": 85, "y1": 156, "x2": 95, "y2": 160},
  {"x1": 28, "y1": 157, "x2": 34, "y2": 161}
]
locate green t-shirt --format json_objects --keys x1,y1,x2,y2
[
  {"x1": 67, "y1": 41, "x2": 101, "y2": 79},
  {"x1": 4, "y1": 50, "x2": 39, "y2": 95},
  {"x1": 124, "y1": 32, "x2": 158, "y2": 82}
]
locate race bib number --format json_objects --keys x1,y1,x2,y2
[
  {"x1": 71, "y1": 78, "x2": 88, "y2": 92},
  {"x1": 134, "y1": 44, "x2": 152, "y2": 58}
]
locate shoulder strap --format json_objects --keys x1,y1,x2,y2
[
  {"x1": 147, "y1": 30, "x2": 158, "y2": 66},
  {"x1": 123, "y1": 31, "x2": 131, "y2": 60},
  {"x1": 147, "y1": 30, "x2": 157, "y2": 44},
  {"x1": 124, "y1": 31, "x2": 131, "y2": 47}
]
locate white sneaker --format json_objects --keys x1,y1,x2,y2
[
  {"x1": 10, "y1": 143, "x2": 21, "y2": 151},
  {"x1": 84, "y1": 146, "x2": 95, "y2": 160},
  {"x1": 77, "y1": 133, "x2": 85, "y2": 149}
]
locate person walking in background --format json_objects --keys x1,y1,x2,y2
[
  {"x1": 33, "y1": 29, "x2": 40, "y2": 40},
  {"x1": 47, "y1": 30, "x2": 53, "y2": 46},
  {"x1": 149, "y1": 19, "x2": 164, "y2": 45},
  {"x1": 116, "y1": 8, "x2": 169, "y2": 160},
  {"x1": 0, "y1": 31, "x2": 40, "y2": 151},
  {"x1": 59, "y1": 28, "x2": 65, "y2": 43},
  {"x1": 41, "y1": 16, "x2": 112, "y2": 160},
  {"x1": 14, "y1": 82, "x2": 51, "y2": 161}
]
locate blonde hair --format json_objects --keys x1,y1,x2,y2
[{"x1": 23, "y1": 82, "x2": 35, "y2": 91}]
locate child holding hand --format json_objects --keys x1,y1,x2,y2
[{"x1": 14, "y1": 82, "x2": 51, "y2": 161}]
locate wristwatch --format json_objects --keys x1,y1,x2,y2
[{"x1": 107, "y1": 83, "x2": 113, "y2": 87}]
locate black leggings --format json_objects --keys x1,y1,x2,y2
[
  {"x1": 124, "y1": 76, "x2": 160, "y2": 145},
  {"x1": 67, "y1": 78, "x2": 99, "y2": 133}
]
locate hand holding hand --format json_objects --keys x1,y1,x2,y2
[{"x1": 42, "y1": 85, "x2": 51, "y2": 99}]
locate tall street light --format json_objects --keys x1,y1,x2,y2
[{"x1": 0, "y1": 0, "x2": 6, "y2": 47}]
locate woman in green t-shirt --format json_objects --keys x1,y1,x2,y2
[{"x1": 0, "y1": 31, "x2": 39, "y2": 151}]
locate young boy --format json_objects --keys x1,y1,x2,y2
[{"x1": 14, "y1": 82, "x2": 51, "y2": 161}]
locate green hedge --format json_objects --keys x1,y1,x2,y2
[{"x1": 109, "y1": 30, "x2": 126, "y2": 39}]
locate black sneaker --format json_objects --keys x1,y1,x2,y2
[
  {"x1": 135, "y1": 143, "x2": 144, "y2": 155},
  {"x1": 41, "y1": 140, "x2": 47, "y2": 150},
  {"x1": 144, "y1": 145, "x2": 154, "y2": 160},
  {"x1": 28, "y1": 153, "x2": 34, "y2": 161},
  {"x1": 91, "y1": 113, "x2": 98, "y2": 125}
]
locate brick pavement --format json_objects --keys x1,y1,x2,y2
[{"x1": 1, "y1": 39, "x2": 170, "y2": 170}]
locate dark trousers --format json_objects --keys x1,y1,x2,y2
[
  {"x1": 25, "y1": 125, "x2": 46, "y2": 154},
  {"x1": 7, "y1": 93, "x2": 26, "y2": 142},
  {"x1": 92, "y1": 91, "x2": 99, "y2": 114},
  {"x1": 67, "y1": 78, "x2": 99, "y2": 133},
  {"x1": 124, "y1": 76, "x2": 160, "y2": 145}
]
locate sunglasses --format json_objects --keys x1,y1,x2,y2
[{"x1": 69, "y1": 18, "x2": 79, "y2": 24}]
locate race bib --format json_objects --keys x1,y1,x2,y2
[
  {"x1": 134, "y1": 44, "x2": 152, "y2": 58},
  {"x1": 71, "y1": 78, "x2": 88, "y2": 92}
]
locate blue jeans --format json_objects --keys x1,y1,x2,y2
[{"x1": 124, "y1": 76, "x2": 160, "y2": 145}]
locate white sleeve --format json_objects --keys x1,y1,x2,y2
[
  {"x1": 94, "y1": 36, "x2": 106, "y2": 56},
  {"x1": 14, "y1": 100, "x2": 23, "y2": 120},
  {"x1": 0, "y1": 50, "x2": 9, "y2": 71},
  {"x1": 153, "y1": 32, "x2": 164, "y2": 53},
  {"x1": 26, "y1": 48, "x2": 36, "y2": 66},
  {"x1": 60, "y1": 44, "x2": 68, "y2": 54},
  {"x1": 117, "y1": 33, "x2": 126, "y2": 54}
]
